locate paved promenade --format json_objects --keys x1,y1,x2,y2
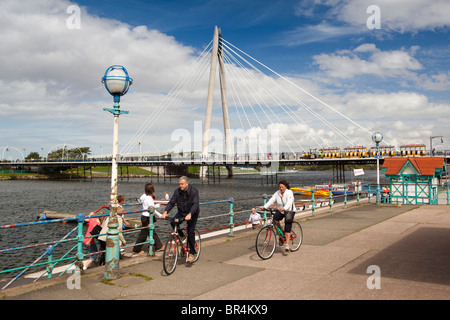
[{"x1": 2, "y1": 201, "x2": 450, "y2": 300}]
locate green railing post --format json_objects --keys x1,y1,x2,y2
[
  {"x1": 263, "y1": 195, "x2": 268, "y2": 226},
  {"x1": 368, "y1": 183, "x2": 371, "y2": 203},
  {"x1": 45, "y1": 245, "x2": 55, "y2": 279},
  {"x1": 447, "y1": 182, "x2": 450, "y2": 204},
  {"x1": 344, "y1": 186, "x2": 348, "y2": 209},
  {"x1": 311, "y1": 188, "x2": 315, "y2": 217},
  {"x1": 148, "y1": 207, "x2": 155, "y2": 256},
  {"x1": 405, "y1": 183, "x2": 409, "y2": 204},
  {"x1": 357, "y1": 184, "x2": 360, "y2": 204},
  {"x1": 328, "y1": 186, "x2": 333, "y2": 213},
  {"x1": 228, "y1": 198, "x2": 235, "y2": 237},
  {"x1": 76, "y1": 213, "x2": 85, "y2": 267},
  {"x1": 47, "y1": 254, "x2": 53, "y2": 279}
]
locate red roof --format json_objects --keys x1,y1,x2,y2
[{"x1": 382, "y1": 157, "x2": 445, "y2": 176}]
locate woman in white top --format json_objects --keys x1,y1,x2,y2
[
  {"x1": 263, "y1": 180, "x2": 296, "y2": 251},
  {"x1": 133, "y1": 183, "x2": 164, "y2": 253}
]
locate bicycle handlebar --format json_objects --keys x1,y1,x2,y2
[
  {"x1": 256, "y1": 207, "x2": 275, "y2": 215},
  {"x1": 164, "y1": 216, "x2": 185, "y2": 224}
]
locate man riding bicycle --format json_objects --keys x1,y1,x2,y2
[{"x1": 161, "y1": 176, "x2": 200, "y2": 263}]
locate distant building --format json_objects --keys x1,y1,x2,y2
[{"x1": 382, "y1": 157, "x2": 446, "y2": 204}]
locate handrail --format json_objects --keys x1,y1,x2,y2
[{"x1": 2, "y1": 183, "x2": 447, "y2": 289}]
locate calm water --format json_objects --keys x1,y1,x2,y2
[{"x1": 0, "y1": 170, "x2": 388, "y2": 276}]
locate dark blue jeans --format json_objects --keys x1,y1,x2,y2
[{"x1": 170, "y1": 212, "x2": 198, "y2": 255}]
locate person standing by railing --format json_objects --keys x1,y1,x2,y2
[
  {"x1": 246, "y1": 207, "x2": 262, "y2": 229},
  {"x1": 117, "y1": 195, "x2": 131, "y2": 229},
  {"x1": 82, "y1": 212, "x2": 104, "y2": 270},
  {"x1": 133, "y1": 183, "x2": 164, "y2": 254}
]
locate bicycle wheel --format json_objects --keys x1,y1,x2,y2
[
  {"x1": 189, "y1": 229, "x2": 201, "y2": 263},
  {"x1": 163, "y1": 236, "x2": 178, "y2": 275},
  {"x1": 288, "y1": 221, "x2": 303, "y2": 252},
  {"x1": 255, "y1": 226, "x2": 276, "y2": 260}
]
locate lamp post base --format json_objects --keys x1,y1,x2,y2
[{"x1": 104, "y1": 214, "x2": 120, "y2": 280}]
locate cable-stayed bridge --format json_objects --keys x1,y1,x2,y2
[
  {"x1": 2, "y1": 27, "x2": 448, "y2": 181},
  {"x1": 120, "y1": 26, "x2": 378, "y2": 172}
]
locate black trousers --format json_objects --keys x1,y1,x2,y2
[
  {"x1": 98, "y1": 240, "x2": 106, "y2": 265},
  {"x1": 170, "y1": 212, "x2": 198, "y2": 255},
  {"x1": 133, "y1": 215, "x2": 163, "y2": 253}
]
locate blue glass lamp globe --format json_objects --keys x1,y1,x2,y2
[
  {"x1": 101, "y1": 65, "x2": 133, "y2": 101},
  {"x1": 372, "y1": 132, "x2": 383, "y2": 143}
]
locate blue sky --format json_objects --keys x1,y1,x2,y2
[{"x1": 0, "y1": 0, "x2": 449, "y2": 158}]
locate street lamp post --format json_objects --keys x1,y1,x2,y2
[
  {"x1": 430, "y1": 136, "x2": 444, "y2": 156},
  {"x1": 101, "y1": 65, "x2": 132, "y2": 279},
  {"x1": 372, "y1": 132, "x2": 383, "y2": 204}
]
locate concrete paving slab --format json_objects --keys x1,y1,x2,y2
[
  {"x1": 118, "y1": 259, "x2": 262, "y2": 300},
  {"x1": 347, "y1": 226, "x2": 450, "y2": 286},
  {"x1": 358, "y1": 221, "x2": 418, "y2": 235},
  {"x1": 193, "y1": 269, "x2": 325, "y2": 300},
  {"x1": 224, "y1": 244, "x2": 369, "y2": 276},
  {"x1": 389, "y1": 205, "x2": 450, "y2": 225}
]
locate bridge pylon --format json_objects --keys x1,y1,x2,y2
[{"x1": 200, "y1": 26, "x2": 233, "y2": 178}]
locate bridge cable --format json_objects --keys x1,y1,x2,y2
[
  {"x1": 222, "y1": 47, "x2": 306, "y2": 155},
  {"x1": 222, "y1": 39, "x2": 370, "y2": 145}
]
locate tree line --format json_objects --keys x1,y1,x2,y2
[{"x1": 25, "y1": 147, "x2": 91, "y2": 160}]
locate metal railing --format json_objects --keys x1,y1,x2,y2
[{"x1": 2, "y1": 182, "x2": 449, "y2": 289}]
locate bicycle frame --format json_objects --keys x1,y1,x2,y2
[
  {"x1": 163, "y1": 216, "x2": 202, "y2": 275},
  {"x1": 259, "y1": 210, "x2": 300, "y2": 244},
  {"x1": 170, "y1": 220, "x2": 189, "y2": 256},
  {"x1": 256, "y1": 208, "x2": 303, "y2": 260},
  {"x1": 260, "y1": 210, "x2": 285, "y2": 239}
]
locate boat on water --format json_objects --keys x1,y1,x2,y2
[
  {"x1": 292, "y1": 183, "x2": 361, "y2": 197},
  {"x1": 291, "y1": 187, "x2": 330, "y2": 197},
  {"x1": 315, "y1": 183, "x2": 361, "y2": 195}
]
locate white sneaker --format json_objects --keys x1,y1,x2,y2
[
  {"x1": 187, "y1": 254, "x2": 196, "y2": 263},
  {"x1": 285, "y1": 244, "x2": 290, "y2": 252}
]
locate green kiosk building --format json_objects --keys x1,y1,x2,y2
[{"x1": 382, "y1": 157, "x2": 446, "y2": 205}]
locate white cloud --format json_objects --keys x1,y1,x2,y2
[
  {"x1": 419, "y1": 72, "x2": 450, "y2": 91},
  {"x1": 295, "y1": 0, "x2": 450, "y2": 33},
  {"x1": 279, "y1": 22, "x2": 360, "y2": 46},
  {"x1": 0, "y1": 0, "x2": 202, "y2": 154},
  {"x1": 341, "y1": 91, "x2": 448, "y2": 120},
  {"x1": 311, "y1": 43, "x2": 450, "y2": 93},
  {"x1": 313, "y1": 44, "x2": 422, "y2": 79},
  {"x1": 336, "y1": 0, "x2": 450, "y2": 32},
  {"x1": 288, "y1": 0, "x2": 450, "y2": 50}
]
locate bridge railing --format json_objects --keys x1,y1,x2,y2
[
  {"x1": 2, "y1": 183, "x2": 448, "y2": 289},
  {"x1": 2, "y1": 149, "x2": 450, "y2": 166}
]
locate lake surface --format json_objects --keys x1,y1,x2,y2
[{"x1": 0, "y1": 170, "x2": 388, "y2": 276}]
